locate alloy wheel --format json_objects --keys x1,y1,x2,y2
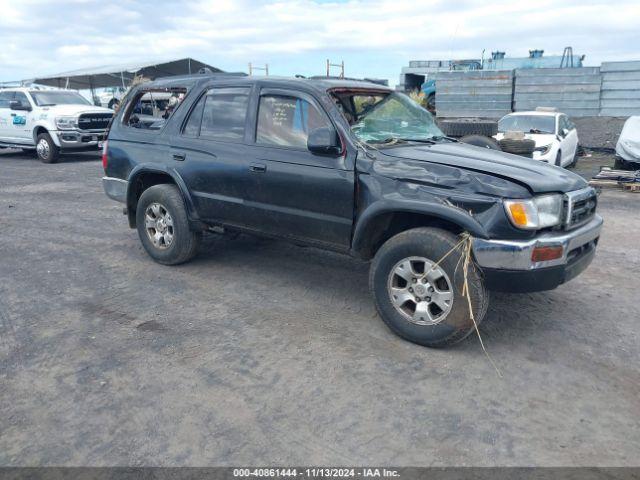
[
  {"x1": 144, "y1": 202, "x2": 174, "y2": 249},
  {"x1": 387, "y1": 256, "x2": 454, "y2": 325}
]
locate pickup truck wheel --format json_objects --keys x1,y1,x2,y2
[
  {"x1": 36, "y1": 133, "x2": 59, "y2": 163},
  {"x1": 136, "y1": 184, "x2": 201, "y2": 265},
  {"x1": 370, "y1": 227, "x2": 489, "y2": 348}
]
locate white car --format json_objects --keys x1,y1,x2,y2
[
  {"x1": 97, "y1": 87, "x2": 126, "y2": 109},
  {"x1": 0, "y1": 87, "x2": 113, "y2": 163},
  {"x1": 615, "y1": 116, "x2": 640, "y2": 168},
  {"x1": 494, "y1": 110, "x2": 579, "y2": 168}
]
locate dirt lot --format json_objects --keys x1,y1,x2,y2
[{"x1": 0, "y1": 149, "x2": 639, "y2": 466}]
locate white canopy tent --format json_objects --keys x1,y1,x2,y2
[{"x1": 30, "y1": 57, "x2": 223, "y2": 90}]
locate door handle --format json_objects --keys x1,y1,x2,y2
[
  {"x1": 249, "y1": 163, "x2": 266, "y2": 173},
  {"x1": 172, "y1": 152, "x2": 186, "y2": 161}
]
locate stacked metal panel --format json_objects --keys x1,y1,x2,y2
[
  {"x1": 600, "y1": 61, "x2": 640, "y2": 117},
  {"x1": 434, "y1": 70, "x2": 514, "y2": 119},
  {"x1": 513, "y1": 67, "x2": 602, "y2": 117}
]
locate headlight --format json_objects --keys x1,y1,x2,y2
[
  {"x1": 55, "y1": 116, "x2": 78, "y2": 130},
  {"x1": 504, "y1": 194, "x2": 563, "y2": 230},
  {"x1": 534, "y1": 144, "x2": 552, "y2": 155}
]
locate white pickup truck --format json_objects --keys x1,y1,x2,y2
[{"x1": 0, "y1": 88, "x2": 113, "y2": 163}]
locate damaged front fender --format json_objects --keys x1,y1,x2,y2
[{"x1": 352, "y1": 153, "x2": 536, "y2": 258}]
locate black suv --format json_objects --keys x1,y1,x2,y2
[{"x1": 102, "y1": 74, "x2": 602, "y2": 347}]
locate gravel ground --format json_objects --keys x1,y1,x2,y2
[
  {"x1": 0, "y1": 149, "x2": 639, "y2": 466},
  {"x1": 572, "y1": 117, "x2": 627, "y2": 150}
]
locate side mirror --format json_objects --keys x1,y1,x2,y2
[
  {"x1": 9, "y1": 100, "x2": 31, "y2": 112},
  {"x1": 307, "y1": 126, "x2": 342, "y2": 156},
  {"x1": 562, "y1": 128, "x2": 570, "y2": 137}
]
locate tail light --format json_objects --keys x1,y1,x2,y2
[{"x1": 101, "y1": 140, "x2": 108, "y2": 170}]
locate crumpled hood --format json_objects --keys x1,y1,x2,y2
[
  {"x1": 378, "y1": 142, "x2": 587, "y2": 194},
  {"x1": 38, "y1": 104, "x2": 113, "y2": 116}
]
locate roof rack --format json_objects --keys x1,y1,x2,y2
[
  {"x1": 152, "y1": 71, "x2": 248, "y2": 83},
  {"x1": 308, "y1": 75, "x2": 389, "y2": 86}
]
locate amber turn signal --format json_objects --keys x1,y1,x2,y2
[
  {"x1": 507, "y1": 203, "x2": 529, "y2": 227},
  {"x1": 531, "y1": 245, "x2": 564, "y2": 262}
]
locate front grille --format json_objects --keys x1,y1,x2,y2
[
  {"x1": 78, "y1": 113, "x2": 112, "y2": 131},
  {"x1": 565, "y1": 188, "x2": 597, "y2": 230}
]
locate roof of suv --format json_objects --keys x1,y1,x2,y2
[{"x1": 142, "y1": 74, "x2": 393, "y2": 93}]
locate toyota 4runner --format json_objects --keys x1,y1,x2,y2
[
  {"x1": 102, "y1": 74, "x2": 603, "y2": 348},
  {"x1": 0, "y1": 87, "x2": 113, "y2": 163}
]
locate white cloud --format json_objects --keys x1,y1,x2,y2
[{"x1": 0, "y1": 0, "x2": 639, "y2": 86}]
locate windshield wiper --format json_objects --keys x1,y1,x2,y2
[
  {"x1": 398, "y1": 138, "x2": 436, "y2": 144},
  {"x1": 39, "y1": 103, "x2": 56, "y2": 106},
  {"x1": 368, "y1": 137, "x2": 407, "y2": 145},
  {"x1": 428, "y1": 135, "x2": 457, "y2": 142}
]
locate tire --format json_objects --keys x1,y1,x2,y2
[
  {"x1": 459, "y1": 135, "x2": 501, "y2": 150},
  {"x1": 135, "y1": 184, "x2": 201, "y2": 265},
  {"x1": 498, "y1": 138, "x2": 536, "y2": 155},
  {"x1": 568, "y1": 147, "x2": 579, "y2": 168},
  {"x1": 370, "y1": 227, "x2": 489, "y2": 348},
  {"x1": 613, "y1": 157, "x2": 628, "y2": 170},
  {"x1": 35, "y1": 133, "x2": 60, "y2": 163},
  {"x1": 555, "y1": 151, "x2": 562, "y2": 167},
  {"x1": 438, "y1": 119, "x2": 498, "y2": 138}
]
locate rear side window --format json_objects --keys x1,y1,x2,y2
[
  {"x1": 195, "y1": 88, "x2": 250, "y2": 142},
  {"x1": 0, "y1": 92, "x2": 14, "y2": 108},
  {"x1": 183, "y1": 95, "x2": 205, "y2": 137},
  {"x1": 13, "y1": 92, "x2": 30, "y2": 106},
  {"x1": 122, "y1": 88, "x2": 187, "y2": 131},
  {"x1": 257, "y1": 95, "x2": 331, "y2": 148}
]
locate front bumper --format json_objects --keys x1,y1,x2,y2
[
  {"x1": 52, "y1": 129, "x2": 106, "y2": 150},
  {"x1": 103, "y1": 177, "x2": 128, "y2": 203},
  {"x1": 472, "y1": 214, "x2": 603, "y2": 292}
]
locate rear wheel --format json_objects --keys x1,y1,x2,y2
[
  {"x1": 370, "y1": 227, "x2": 489, "y2": 348},
  {"x1": 136, "y1": 184, "x2": 201, "y2": 265},
  {"x1": 614, "y1": 157, "x2": 625, "y2": 170},
  {"x1": 36, "y1": 133, "x2": 59, "y2": 163}
]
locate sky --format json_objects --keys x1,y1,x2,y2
[{"x1": 1, "y1": 0, "x2": 639, "y2": 88}]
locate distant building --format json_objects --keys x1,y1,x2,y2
[{"x1": 398, "y1": 49, "x2": 585, "y2": 91}]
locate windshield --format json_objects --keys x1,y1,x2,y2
[
  {"x1": 31, "y1": 91, "x2": 92, "y2": 106},
  {"x1": 498, "y1": 115, "x2": 556, "y2": 134},
  {"x1": 350, "y1": 92, "x2": 443, "y2": 144}
]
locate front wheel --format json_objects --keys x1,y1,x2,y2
[
  {"x1": 370, "y1": 228, "x2": 489, "y2": 348},
  {"x1": 36, "y1": 133, "x2": 60, "y2": 163},
  {"x1": 136, "y1": 184, "x2": 201, "y2": 265}
]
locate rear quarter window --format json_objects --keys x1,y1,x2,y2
[
  {"x1": 181, "y1": 87, "x2": 250, "y2": 142},
  {"x1": 122, "y1": 88, "x2": 187, "y2": 131}
]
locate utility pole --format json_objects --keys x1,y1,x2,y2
[
  {"x1": 249, "y1": 63, "x2": 269, "y2": 76},
  {"x1": 326, "y1": 59, "x2": 344, "y2": 78}
]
